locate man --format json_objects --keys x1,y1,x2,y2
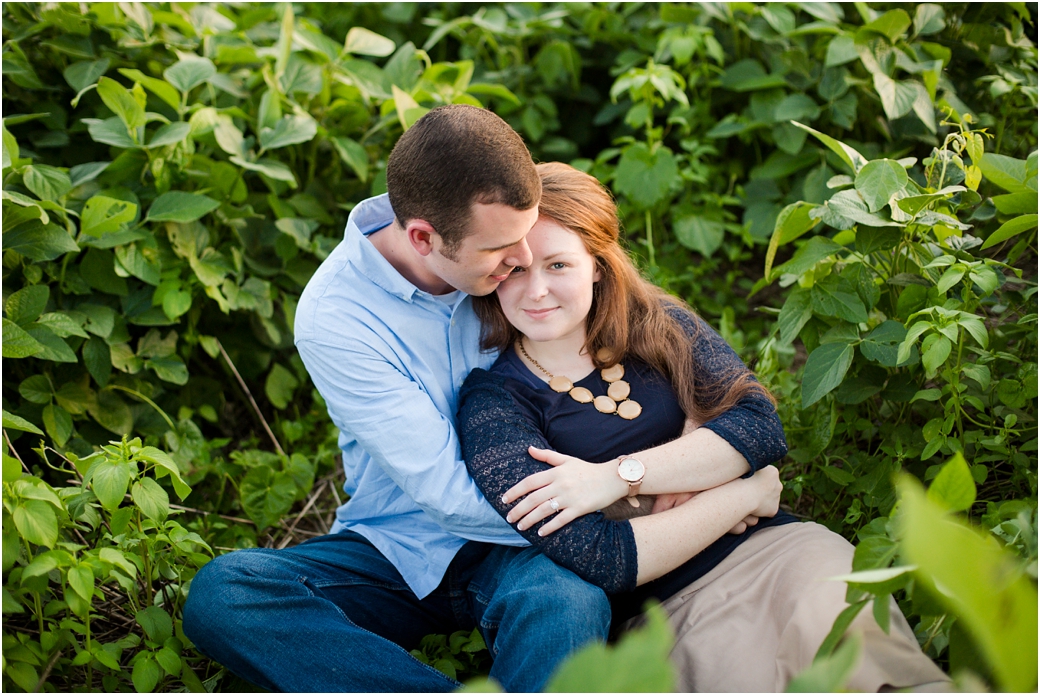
[{"x1": 183, "y1": 105, "x2": 612, "y2": 692}]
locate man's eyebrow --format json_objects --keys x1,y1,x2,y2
[{"x1": 480, "y1": 238, "x2": 525, "y2": 252}]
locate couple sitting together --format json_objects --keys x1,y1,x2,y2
[{"x1": 182, "y1": 105, "x2": 949, "y2": 693}]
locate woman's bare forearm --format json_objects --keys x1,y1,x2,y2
[
  {"x1": 630, "y1": 468, "x2": 779, "y2": 585},
  {"x1": 627, "y1": 426, "x2": 751, "y2": 495}
]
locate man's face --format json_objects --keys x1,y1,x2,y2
[{"x1": 427, "y1": 202, "x2": 538, "y2": 296}]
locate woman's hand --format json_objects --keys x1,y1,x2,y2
[
  {"x1": 502, "y1": 447, "x2": 629, "y2": 536},
  {"x1": 651, "y1": 492, "x2": 697, "y2": 514},
  {"x1": 748, "y1": 465, "x2": 782, "y2": 518}
]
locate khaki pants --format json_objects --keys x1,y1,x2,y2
[{"x1": 621, "y1": 522, "x2": 951, "y2": 692}]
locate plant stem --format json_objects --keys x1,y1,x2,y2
[
  {"x1": 215, "y1": 338, "x2": 287, "y2": 457},
  {"x1": 645, "y1": 209, "x2": 655, "y2": 267}
]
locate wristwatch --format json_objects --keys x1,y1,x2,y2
[{"x1": 617, "y1": 455, "x2": 646, "y2": 497}]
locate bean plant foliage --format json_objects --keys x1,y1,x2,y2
[{"x1": 1, "y1": 2, "x2": 1036, "y2": 692}]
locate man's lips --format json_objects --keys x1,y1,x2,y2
[{"x1": 489, "y1": 272, "x2": 512, "y2": 282}]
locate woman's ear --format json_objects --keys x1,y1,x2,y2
[
  {"x1": 593, "y1": 262, "x2": 602, "y2": 283},
  {"x1": 405, "y1": 219, "x2": 438, "y2": 257}
]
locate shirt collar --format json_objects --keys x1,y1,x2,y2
[{"x1": 344, "y1": 194, "x2": 420, "y2": 302}]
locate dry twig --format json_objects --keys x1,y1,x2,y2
[{"x1": 215, "y1": 339, "x2": 286, "y2": 457}]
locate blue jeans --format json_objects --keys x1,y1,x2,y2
[{"x1": 182, "y1": 531, "x2": 610, "y2": 692}]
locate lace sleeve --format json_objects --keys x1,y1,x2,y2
[
  {"x1": 457, "y1": 369, "x2": 639, "y2": 594},
  {"x1": 673, "y1": 308, "x2": 789, "y2": 472}
]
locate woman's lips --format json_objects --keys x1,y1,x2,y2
[{"x1": 523, "y1": 307, "x2": 558, "y2": 319}]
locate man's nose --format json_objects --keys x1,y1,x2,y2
[{"x1": 503, "y1": 237, "x2": 533, "y2": 269}]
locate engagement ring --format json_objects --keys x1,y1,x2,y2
[{"x1": 549, "y1": 498, "x2": 560, "y2": 511}]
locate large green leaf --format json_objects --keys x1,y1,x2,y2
[
  {"x1": 2, "y1": 318, "x2": 44, "y2": 358},
  {"x1": 897, "y1": 476, "x2": 1038, "y2": 692},
  {"x1": 89, "y1": 390, "x2": 134, "y2": 435},
  {"x1": 764, "y1": 202, "x2": 820, "y2": 278},
  {"x1": 862, "y1": 9, "x2": 911, "y2": 42},
  {"x1": 97, "y1": 76, "x2": 146, "y2": 130},
  {"x1": 546, "y1": 603, "x2": 675, "y2": 692},
  {"x1": 5, "y1": 284, "x2": 49, "y2": 324},
  {"x1": 265, "y1": 363, "x2": 300, "y2": 409},
  {"x1": 131, "y1": 477, "x2": 170, "y2": 522},
  {"x1": 23, "y1": 164, "x2": 72, "y2": 201},
  {"x1": 3, "y1": 220, "x2": 80, "y2": 261},
  {"x1": 83, "y1": 117, "x2": 137, "y2": 148},
  {"x1": 613, "y1": 143, "x2": 678, "y2": 209},
  {"x1": 2, "y1": 409, "x2": 43, "y2": 435},
  {"x1": 978, "y1": 153, "x2": 1030, "y2": 194},
  {"x1": 674, "y1": 214, "x2": 725, "y2": 257},
  {"x1": 855, "y1": 159, "x2": 908, "y2": 213},
  {"x1": 332, "y1": 136, "x2": 369, "y2": 182},
  {"x1": 811, "y1": 275, "x2": 868, "y2": 323},
  {"x1": 12, "y1": 500, "x2": 58, "y2": 548},
  {"x1": 164, "y1": 57, "x2": 216, "y2": 92},
  {"x1": 146, "y1": 121, "x2": 191, "y2": 148},
  {"x1": 801, "y1": 342, "x2": 854, "y2": 408},
  {"x1": 42, "y1": 404, "x2": 73, "y2": 446},
  {"x1": 344, "y1": 26, "x2": 396, "y2": 57},
  {"x1": 771, "y1": 236, "x2": 844, "y2": 280},
  {"x1": 118, "y1": 68, "x2": 181, "y2": 110},
  {"x1": 926, "y1": 453, "x2": 976, "y2": 513},
  {"x1": 981, "y1": 214, "x2": 1038, "y2": 250},
  {"x1": 64, "y1": 58, "x2": 110, "y2": 93},
  {"x1": 791, "y1": 122, "x2": 868, "y2": 174},
  {"x1": 89, "y1": 457, "x2": 131, "y2": 510},
  {"x1": 80, "y1": 195, "x2": 137, "y2": 237},
  {"x1": 147, "y1": 192, "x2": 220, "y2": 223},
  {"x1": 259, "y1": 114, "x2": 318, "y2": 150},
  {"x1": 240, "y1": 466, "x2": 297, "y2": 529},
  {"x1": 230, "y1": 156, "x2": 298, "y2": 186},
  {"x1": 872, "y1": 74, "x2": 916, "y2": 121},
  {"x1": 777, "y1": 288, "x2": 813, "y2": 346}
]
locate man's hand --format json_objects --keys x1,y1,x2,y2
[
  {"x1": 501, "y1": 447, "x2": 629, "y2": 536},
  {"x1": 650, "y1": 492, "x2": 697, "y2": 514}
]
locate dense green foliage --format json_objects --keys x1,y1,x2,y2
[{"x1": 2, "y1": 2, "x2": 1036, "y2": 692}]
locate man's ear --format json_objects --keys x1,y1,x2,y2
[{"x1": 405, "y1": 219, "x2": 439, "y2": 257}]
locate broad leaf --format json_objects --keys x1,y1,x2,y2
[
  {"x1": 132, "y1": 477, "x2": 170, "y2": 522},
  {"x1": 164, "y1": 57, "x2": 217, "y2": 93},
  {"x1": 674, "y1": 214, "x2": 725, "y2": 257},
  {"x1": 80, "y1": 196, "x2": 137, "y2": 237},
  {"x1": 855, "y1": 159, "x2": 908, "y2": 213},
  {"x1": 5, "y1": 284, "x2": 49, "y2": 324},
  {"x1": 344, "y1": 26, "x2": 396, "y2": 57},
  {"x1": 89, "y1": 458, "x2": 131, "y2": 510},
  {"x1": 64, "y1": 58, "x2": 110, "y2": 93},
  {"x1": 771, "y1": 236, "x2": 844, "y2": 280},
  {"x1": 259, "y1": 114, "x2": 318, "y2": 150},
  {"x1": 240, "y1": 466, "x2": 297, "y2": 529},
  {"x1": 872, "y1": 74, "x2": 917, "y2": 121},
  {"x1": 13, "y1": 500, "x2": 58, "y2": 547},
  {"x1": 146, "y1": 121, "x2": 191, "y2": 148},
  {"x1": 764, "y1": 202, "x2": 819, "y2": 278},
  {"x1": 332, "y1": 136, "x2": 369, "y2": 182},
  {"x1": 981, "y1": 214, "x2": 1037, "y2": 250},
  {"x1": 927, "y1": 453, "x2": 976, "y2": 512},
  {"x1": 897, "y1": 476, "x2": 1038, "y2": 692},
  {"x1": 3, "y1": 220, "x2": 80, "y2": 261},
  {"x1": 118, "y1": 68, "x2": 181, "y2": 110},
  {"x1": 83, "y1": 117, "x2": 137, "y2": 148},
  {"x1": 979, "y1": 153, "x2": 1030, "y2": 194},
  {"x1": 801, "y1": 342, "x2": 854, "y2": 408},
  {"x1": 230, "y1": 156, "x2": 298, "y2": 186},
  {"x1": 97, "y1": 76, "x2": 146, "y2": 130},
  {"x1": 791, "y1": 122, "x2": 867, "y2": 174},
  {"x1": 147, "y1": 192, "x2": 220, "y2": 223},
  {"x1": 777, "y1": 288, "x2": 813, "y2": 346},
  {"x1": 862, "y1": 9, "x2": 911, "y2": 42},
  {"x1": 2, "y1": 318, "x2": 44, "y2": 358},
  {"x1": 265, "y1": 363, "x2": 300, "y2": 409},
  {"x1": 614, "y1": 143, "x2": 678, "y2": 209},
  {"x1": 2, "y1": 409, "x2": 43, "y2": 435},
  {"x1": 23, "y1": 164, "x2": 72, "y2": 201}
]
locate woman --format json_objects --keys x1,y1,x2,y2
[{"x1": 456, "y1": 163, "x2": 950, "y2": 692}]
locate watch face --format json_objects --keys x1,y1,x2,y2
[{"x1": 619, "y1": 458, "x2": 644, "y2": 482}]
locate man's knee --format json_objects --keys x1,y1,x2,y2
[
  {"x1": 512, "y1": 550, "x2": 610, "y2": 622},
  {"x1": 183, "y1": 550, "x2": 274, "y2": 646}
]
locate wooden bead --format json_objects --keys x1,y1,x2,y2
[
  {"x1": 607, "y1": 380, "x2": 630, "y2": 401},
  {"x1": 569, "y1": 387, "x2": 594, "y2": 403},
  {"x1": 549, "y1": 375, "x2": 573, "y2": 393}
]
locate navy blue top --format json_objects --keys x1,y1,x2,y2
[{"x1": 457, "y1": 309, "x2": 795, "y2": 622}]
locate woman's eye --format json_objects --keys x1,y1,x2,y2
[
  {"x1": 550, "y1": 262, "x2": 566, "y2": 270},
  {"x1": 509, "y1": 266, "x2": 525, "y2": 274}
]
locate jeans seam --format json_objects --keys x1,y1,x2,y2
[{"x1": 296, "y1": 576, "x2": 462, "y2": 689}]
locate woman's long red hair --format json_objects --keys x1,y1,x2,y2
[{"x1": 472, "y1": 162, "x2": 773, "y2": 423}]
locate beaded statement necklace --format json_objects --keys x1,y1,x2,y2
[{"x1": 516, "y1": 340, "x2": 643, "y2": 420}]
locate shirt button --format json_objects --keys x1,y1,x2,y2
[{"x1": 450, "y1": 319, "x2": 456, "y2": 327}]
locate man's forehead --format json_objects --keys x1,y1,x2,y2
[{"x1": 467, "y1": 203, "x2": 539, "y2": 250}]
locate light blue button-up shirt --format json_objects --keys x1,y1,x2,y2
[{"x1": 294, "y1": 194, "x2": 527, "y2": 598}]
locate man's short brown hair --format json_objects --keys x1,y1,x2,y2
[{"x1": 385, "y1": 105, "x2": 540, "y2": 257}]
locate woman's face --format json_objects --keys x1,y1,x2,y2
[{"x1": 496, "y1": 217, "x2": 600, "y2": 345}]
